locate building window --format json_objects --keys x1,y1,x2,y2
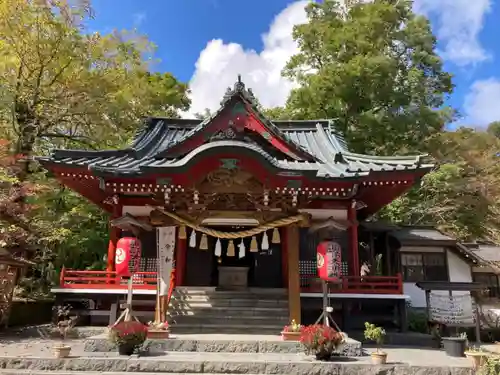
[
  {"x1": 401, "y1": 253, "x2": 448, "y2": 282},
  {"x1": 473, "y1": 273, "x2": 500, "y2": 298}
]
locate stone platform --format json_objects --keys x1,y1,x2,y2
[
  {"x1": 0, "y1": 350, "x2": 474, "y2": 375},
  {"x1": 0, "y1": 332, "x2": 475, "y2": 375},
  {"x1": 84, "y1": 333, "x2": 364, "y2": 356}
]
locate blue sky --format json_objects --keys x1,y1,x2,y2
[{"x1": 87, "y1": 0, "x2": 500, "y2": 127}]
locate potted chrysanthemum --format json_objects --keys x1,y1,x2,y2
[
  {"x1": 300, "y1": 324, "x2": 345, "y2": 360},
  {"x1": 108, "y1": 321, "x2": 148, "y2": 356}
]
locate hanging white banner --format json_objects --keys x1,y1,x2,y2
[{"x1": 157, "y1": 226, "x2": 175, "y2": 296}]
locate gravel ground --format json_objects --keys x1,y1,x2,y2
[
  {"x1": 0, "y1": 337, "x2": 87, "y2": 357},
  {"x1": 0, "y1": 325, "x2": 104, "y2": 357}
]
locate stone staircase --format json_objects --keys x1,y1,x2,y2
[{"x1": 167, "y1": 287, "x2": 289, "y2": 334}]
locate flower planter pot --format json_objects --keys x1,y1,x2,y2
[
  {"x1": 53, "y1": 344, "x2": 71, "y2": 358},
  {"x1": 371, "y1": 351, "x2": 387, "y2": 365},
  {"x1": 442, "y1": 337, "x2": 466, "y2": 357},
  {"x1": 118, "y1": 343, "x2": 136, "y2": 356},
  {"x1": 281, "y1": 331, "x2": 301, "y2": 341},
  {"x1": 147, "y1": 329, "x2": 170, "y2": 339},
  {"x1": 465, "y1": 351, "x2": 489, "y2": 369}
]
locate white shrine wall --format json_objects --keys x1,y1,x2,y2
[{"x1": 401, "y1": 245, "x2": 475, "y2": 325}]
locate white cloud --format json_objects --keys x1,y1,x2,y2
[
  {"x1": 414, "y1": 0, "x2": 492, "y2": 66},
  {"x1": 463, "y1": 78, "x2": 500, "y2": 126},
  {"x1": 186, "y1": 0, "x2": 493, "y2": 117},
  {"x1": 186, "y1": 1, "x2": 308, "y2": 116}
]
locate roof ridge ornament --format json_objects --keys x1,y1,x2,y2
[{"x1": 220, "y1": 75, "x2": 257, "y2": 106}]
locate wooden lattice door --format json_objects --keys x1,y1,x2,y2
[{"x1": 0, "y1": 265, "x2": 17, "y2": 327}]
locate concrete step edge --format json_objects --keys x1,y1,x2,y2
[
  {"x1": 0, "y1": 372, "x2": 271, "y2": 375},
  {"x1": 168, "y1": 306, "x2": 287, "y2": 311},
  {"x1": 169, "y1": 320, "x2": 288, "y2": 324},
  {"x1": 171, "y1": 297, "x2": 287, "y2": 302},
  {"x1": 169, "y1": 323, "x2": 285, "y2": 329}
]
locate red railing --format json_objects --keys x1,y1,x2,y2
[
  {"x1": 300, "y1": 274, "x2": 403, "y2": 294},
  {"x1": 59, "y1": 268, "x2": 158, "y2": 290},
  {"x1": 59, "y1": 268, "x2": 403, "y2": 295},
  {"x1": 59, "y1": 268, "x2": 177, "y2": 313}
]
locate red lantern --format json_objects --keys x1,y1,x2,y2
[
  {"x1": 317, "y1": 241, "x2": 342, "y2": 281},
  {"x1": 115, "y1": 237, "x2": 142, "y2": 277}
]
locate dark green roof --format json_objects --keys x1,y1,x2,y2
[{"x1": 38, "y1": 77, "x2": 434, "y2": 179}]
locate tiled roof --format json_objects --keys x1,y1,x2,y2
[
  {"x1": 469, "y1": 245, "x2": 500, "y2": 262},
  {"x1": 39, "y1": 119, "x2": 433, "y2": 178},
  {"x1": 390, "y1": 227, "x2": 455, "y2": 244},
  {"x1": 37, "y1": 77, "x2": 434, "y2": 179}
]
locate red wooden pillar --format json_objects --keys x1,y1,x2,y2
[
  {"x1": 281, "y1": 227, "x2": 288, "y2": 288},
  {"x1": 175, "y1": 235, "x2": 187, "y2": 286},
  {"x1": 106, "y1": 204, "x2": 122, "y2": 272},
  {"x1": 348, "y1": 201, "x2": 360, "y2": 277}
]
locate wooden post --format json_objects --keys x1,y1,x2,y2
[
  {"x1": 368, "y1": 231, "x2": 375, "y2": 266},
  {"x1": 385, "y1": 233, "x2": 392, "y2": 275},
  {"x1": 281, "y1": 227, "x2": 288, "y2": 288},
  {"x1": 287, "y1": 224, "x2": 301, "y2": 324},
  {"x1": 425, "y1": 290, "x2": 431, "y2": 320},
  {"x1": 473, "y1": 294, "x2": 481, "y2": 344},
  {"x1": 348, "y1": 202, "x2": 360, "y2": 276},
  {"x1": 175, "y1": 236, "x2": 187, "y2": 286}
]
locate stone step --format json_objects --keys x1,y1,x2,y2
[
  {"x1": 171, "y1": 293, "x2": 287, "y2": 301},
  {"x1": 170, "y1": 298, "x2": 288, "y2": 307},
  {"x1": 0, "y1": 351, "x2": 472, "y2": 374},
  {"x1": 0, "y1": 372, "x2": 267, "y2": 375},
  {"x1": 168, "y1": 323, "x2": 285, "y2": 334},
  {"x1": 168, "y1": 306, "x2": 287, "y2": 316},
  {"x1": 169, "y1": 316, "x2": 287, "y2": 326},
  {"x1": 174, "y1": 287, "x2": 287, "y2": 296}
]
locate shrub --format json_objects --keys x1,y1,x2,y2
[
  {"x1": 479, "y1": 355, "x2": 500, "y2": 375},
  {"x1": 364, "y1": 322, "x2": 386, "y2": 353}
]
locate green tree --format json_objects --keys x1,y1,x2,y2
[
  {"x1": 0, "y1": 0, "x2": 190, "y2": 158},
  {"x1": 381, "y1": 128, "x2": 500, "y2": 242},
  {"x1": 194, "y1": 108, "x2": 213, "y2": 120},
  {"x1": 487, "y1": 121, "x2": 500, "y2": 138},
  {"x1": 262, "y1": 107, "x2": 290, "y2": 120},
  {"x1": 283, "y1": 0, "x2": 454, "y2": 154},
  {"x1": 0, "y1": 0, "x2": 191, "y2": 296}
]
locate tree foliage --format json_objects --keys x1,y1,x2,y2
[
  {"x1": 282, "y1": 0, "x2": 454, "y2": 155},
  {"x1": 0, "y1": 0, "x2": 190, "y2": 156},
  {"x1": 0, "y1": 0, "x2": 191, "y2": 297},
  {"x1": 279, "y1": 0, "x2": 499, "y2": 242},
  {"x1": 381, "y1": 128, "x2": 500, "y2": 241}
]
